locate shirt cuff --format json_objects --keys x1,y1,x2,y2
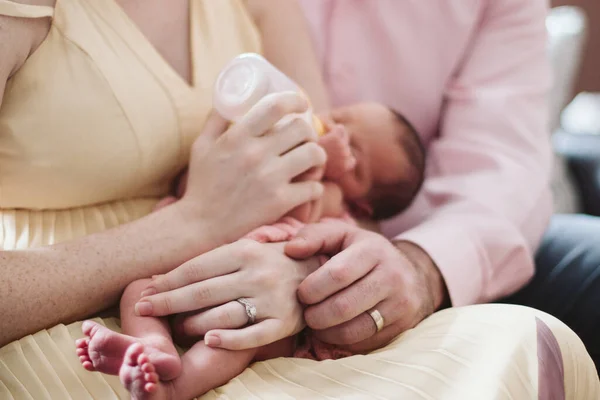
[{"x1": 393, "y1": 220, "x2": 484, "y2": 307}]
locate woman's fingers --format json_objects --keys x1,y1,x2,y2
[
  {"x1": 278, "y1": 141, "x2": 326, "y2": 180},
  {"x1": 311, "y1": 298, "x2": 397, "y2": 345},
  {"x1": 235, "y1": 92, "x2": 309, "y2": 138},
  {"x1": 178, "y1": 301, "x2": 249, "y2": 336},
  {"x1": 279, "y1": 181, "x2": 324, "y2": 213},
  {"x1": 204, "y1": 319, "x2": 284, "y2": 350},
  {"x1": 303, "y1": 268, "x2": 387, "y2": 330},
  {"x1": 144, "y1": 245, "x2": 242, "y2": 295},
  {"x1": 268, "y1": 117, "x2": 315, "y2": 155},
  {"x1": 198, "y1": 109, "x2": 229, "y2": 141},
  {"x1": 136, "y1": 274, "x2": 243, "y2": 317}
]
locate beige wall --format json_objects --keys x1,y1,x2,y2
[{"x1": 552, "y1": 0, "x2": 600, "y2": 92}]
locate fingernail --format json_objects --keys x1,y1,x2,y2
[
  {"x1": 204, "y1": 334, "x2": 221, "y2": 347},
  {"x1": 140, "y1": 288, "x2": 156, "y2": 297},
  {"x1": 135, "y1": 301, "x2": 153, "y2": 316}
]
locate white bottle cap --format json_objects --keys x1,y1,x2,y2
[{"x1": 213, "y1": 55, "x2": 270, "y2": 122}]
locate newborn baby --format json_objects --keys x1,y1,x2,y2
[{"x1": 75, "y1": 102, "x2": 425, "y2": 400}]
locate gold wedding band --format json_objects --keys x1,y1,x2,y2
[{"x1": 369, "y1": 309, "x2": 385, "y2": 333}]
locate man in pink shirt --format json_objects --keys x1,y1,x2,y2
[{"x1": 291, "y1": 0, "x2": 600, "y2": 369}]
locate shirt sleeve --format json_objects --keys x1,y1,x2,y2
[{"x1": 393, "y1": 0, "x2": 553, "y2": 306}]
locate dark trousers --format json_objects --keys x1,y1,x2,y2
[{"x1": 502, "y1": 214, "x2": 600, "y2": 372}]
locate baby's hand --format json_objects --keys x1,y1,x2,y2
[
  {"x1": 318, "y1": 125, "x2": 356, "y2": 180},
  {"x1": 244, "y1": 217, "x2": 305, "y2": 243}
]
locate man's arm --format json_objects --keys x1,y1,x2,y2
[{"x1": 386, "y1": 0, "x2": 553, "y2": 306}]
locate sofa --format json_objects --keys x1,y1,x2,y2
[{"x1": 547, "y1": 6, "x2": 594, "y2": 215}]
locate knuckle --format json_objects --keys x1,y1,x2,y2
[
  {"x1": 306, "y1": 142, "x2": 327, "y2": 165},
  {"x1": 310, "y1": 181, "x2": 324, "y2": 199},
  {"x1": 218, "y1": 309, "x2": 235, "y2": 326},
  {"x1": 331, "y1": 296, "x2": 352, "y2": 320},
  {"x1": 358, "y1": 245, "x2": 378, "y2": 263},
  {"x1": 272, "y1": 188, "x2": 288, "y2": 209},
  {"x1": 297, "y1": 284, "x2": 311, "y2": 304},
  {"x1": 327, "y1": 264, "x2": 349, "y2": 285},
  {"x1": 182, "y1": 318, "x2": 200, "y2": 336},
  {"x1": 192, "y1": 286, "x2": 212, "y2": 303},
  {"x1": 242, "y1": 145, "x2": 263, "y2": 168},
  {"x1": 264, "y1": 95, "x2": 287, "y2": 119},
  {"x1": 183, "y1": 264, "x2": 201, "y2": 283},
  {"x1": 338, "y1": 325, "x2": 360, "y2": 344},
  {"x1": 255, "y1": 168, "x2": 275, "y2": 194},
  {"x1": 254, "y1": 268, "x2": 278, "y2": 288},
  {"x1": 303, "y1": 308, "x2": 319, "y2": 328},
  {"x1": 237, "y1": 239, "x2": 262, "y2": 261},
  {"x1": 291, "y1": 118, "x2": 312, "y2": 140},
  {"x1": 159, "y1": 296, "x2": 173, "y2": 315}
]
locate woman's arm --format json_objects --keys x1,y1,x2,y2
[
  {"x1": 245, "y1": 0, "x2": 329, "y2": 111},
  {"x1": 0, "y1": 205, "x2": 214, "y2": 346}
]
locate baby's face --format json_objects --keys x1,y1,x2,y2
[{"x1": 320, "y1": 103, "x2": 408, "y2": 217}]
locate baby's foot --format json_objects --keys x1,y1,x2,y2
[
  {"x1": 76, "y1": 321, "x2": 181, "y2": 379},
  {"x1": 120, "y1": 343, "x2": 172, "y2": 400},
  {"x1": 76, "y1": 320, "x2": 137, "y2": 374}
]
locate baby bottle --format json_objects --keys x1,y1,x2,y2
[{"x1": 213, "y1": 53, "x2": 324, "y2": 137}]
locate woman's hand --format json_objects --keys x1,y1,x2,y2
[
  {"x1": 177, "y1": 92, "x2": 327, "y2": 243},
  {"x1": 284, "y1": 219, "x2": 448, "y2": 354},
  {"x1": 134, "y1": 240, "x2": 321, "y2": 349}
]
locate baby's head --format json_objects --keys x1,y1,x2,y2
[{"x1": 322, "y1": 102, "x2": 425, "y2": 220}]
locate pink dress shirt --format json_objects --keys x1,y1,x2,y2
[{"x1": 300, "y1": 0, "x2": 553, "y2": 306}]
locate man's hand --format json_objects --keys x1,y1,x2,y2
[{"x1": 285, "y1": 219, "x2": 449, "y2": 353}]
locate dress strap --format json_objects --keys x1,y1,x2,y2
[{"x1": 0, "y1": 0, "x2": 54, "y2": 18}]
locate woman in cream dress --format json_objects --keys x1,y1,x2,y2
[{"x1": 0, "y1": 0, "x2": 598, "y2": 399}]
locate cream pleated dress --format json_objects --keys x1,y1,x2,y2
[{"x1": 0, "y1": 1, "x2": 598, "y2": 399}]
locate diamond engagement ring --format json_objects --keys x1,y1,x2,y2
[
  {"x1": 368, "y1": 309, "x2": 385, "y2": 333},
  {"x1": 236, "y1": 298, "x2": 257, "y2": 324}
]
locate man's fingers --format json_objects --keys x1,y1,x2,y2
[
  {"x1": 331, "y1": 324, "x2": 404, "y2": 355},
  {"x1": 204, "y1": 319, "x2": 284, "y2": 350},
  {"x1": 144, "y1": 245, "x2": 241, "y2": 295},
  {"x1": 296, "y1": 241, "x2": 377, "y2": 305},
  {"x1": 303, "y1": 268, "x2": 386, "y2": 328},
  {"x1": 135, "y1": 274, "x2": 243, "y2": 317},
  {"x1": 285, "y1": 219, "x2": 355, "y2": 259},
  {"x1": 311, "y1": 298, "x2": 397, "y2": 345}
]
